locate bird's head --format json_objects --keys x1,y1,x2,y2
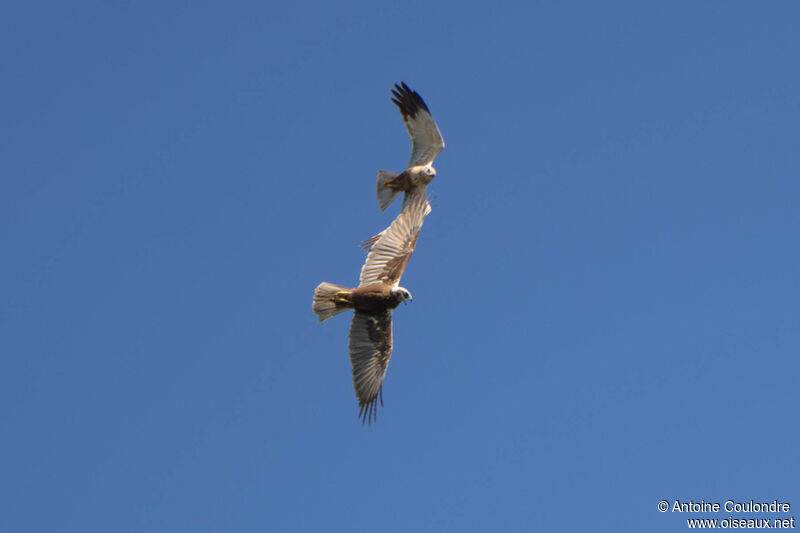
[
  {"x1": 392, "y1": 286, "x2": 413, "y2": 305},
  {"x1": 409, "y1": 165, "x2": 436, "y2": 186}
]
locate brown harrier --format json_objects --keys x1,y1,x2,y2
[
  {"x1": 376, "y1": 82, "x2": 445, "y2": 211},
  {"x1": 312, "y1": 193, "x2": 430, "y2": 423}
]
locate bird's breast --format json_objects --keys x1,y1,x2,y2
[{"x1": 351, "y1": 285, "x2": 401, "y2": 312}]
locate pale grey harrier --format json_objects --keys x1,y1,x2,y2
[
  {"x1": 376, "y1": 82, "x2": 445, "y2": 211},
  {"x1": 312, "y1": 193, "x2": 431, "y2": 423}
]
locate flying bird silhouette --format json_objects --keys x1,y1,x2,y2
[
  {"x1": 312, "y1": 193, "x2": 431, "y2": 423},
  {"x1": 376, "y1": 82, "x2": 445, "y2": 211}
]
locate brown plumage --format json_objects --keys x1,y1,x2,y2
[
  {"x1": 376, "y1": 82, "x2": 445, "y2": 211},
  {"x1": 312, "y1": 193, "x2": 431, "y2": 423}
]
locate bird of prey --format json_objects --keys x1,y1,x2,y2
[
  {"x1": 312, "y1": 193, "x2": 430, "y2": 423},
  {"x1": 376, "y1": 82, "x2": 445, "y2": 212}
]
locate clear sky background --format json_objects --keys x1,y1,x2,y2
[{"x1": 2, "y1": 1, "x2": 799, "y2": 531}]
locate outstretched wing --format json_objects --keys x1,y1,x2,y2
[
  {"x1": 359, "y1": 196, "x2": 431, "y2": 251},
  {"x1": 349, "y1": 310, "x2": 393, "y2": 424},
  {"x1": 391, "y1": 82, "x2": 445, "y2": 167},
  {"x1": 359, "y1": 192, "x2": 429, "y2": 287}
]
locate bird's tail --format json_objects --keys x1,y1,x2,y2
[
  {"x1": 312, "y1": 282, "x2": 353, "y2": 322},
  {"x1": 376, "y1": 170, "x2": 402, "y2": 211}
]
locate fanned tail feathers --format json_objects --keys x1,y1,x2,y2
[
  {"x1": 376, "y1": 170, "x2": 401, "y2": 211},
  {"x1": 312, "y1": 282, "x2": 351, "y2": 322}
]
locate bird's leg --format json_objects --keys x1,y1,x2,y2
[{"x1": 332, "y1": 292, "x2": 351, "y2": 304}]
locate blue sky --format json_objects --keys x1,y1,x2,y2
[{"x1": 2, "y1": 1, "x2": 799, "y2": 531}]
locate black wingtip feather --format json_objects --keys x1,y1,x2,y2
[
  {"x1": 358, "y1": 388, "x2": 383, "y2": 425},
  {"x1": 390, "y1": 81, "x2": 430, "y2": 118}
]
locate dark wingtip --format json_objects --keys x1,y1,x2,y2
[
  {"x1": 390, "y1": 81, "x2": 430, "y2": 117},
  {"x1": 358, "y1": 390, "x2": 382, "y2": 425},
  {"x1": 358, "y1": 401, "x2": 372, "y2": 425}
]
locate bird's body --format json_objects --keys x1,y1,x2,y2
[
  {"x1": 312, "y1": 282, "x2": 410, "y2": 320},
  {"x1": 377, "y1": 165, "x2": 435, "y2": 205},
  {"x1": 376, "y1": 83, "x2": 444, "y2": 211},
  {"x1": 350, "y1": 284, "x2": 408, "y2": 312},
  {"x1": 312, "y1": 192, "x2": 430, "y2": 423}
]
